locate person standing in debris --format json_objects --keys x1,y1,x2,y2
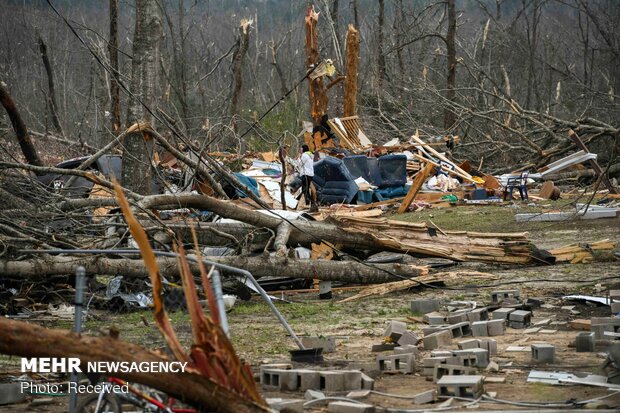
[{"x1": 287, "y1": 145, "x2": 318, "y2": 212}]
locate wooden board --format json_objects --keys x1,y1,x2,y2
[{"x1": 398, "y1": 163, "x2": 435, "y2": 213}]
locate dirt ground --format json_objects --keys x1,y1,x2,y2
[{"x1": 1, "y1": 204, "x2": 619, "y2": 411}]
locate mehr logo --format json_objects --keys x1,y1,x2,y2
[{"x1": 21, "y1": 358, "x2": 81, "y2": 373}]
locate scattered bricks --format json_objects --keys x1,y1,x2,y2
[
  {"x1": 437, "y1": 375, "x2": 484, "y2": 398},
  {"x1": 301, "y1": 336, "x2": 336, "y2": 353},
  {"x1": 591, "y1": 317, "x2": 620, "y2": 339},
  {"x1": 424, "y1": 312, "x2": 446, "y2": 325},
  {"x1": 395, "y1": 345, "x2": 420, "y2": 356},
  {"x1": 297, "y1": 370, "x2": 321, "y2": 391},
  {"x1": 471, "y1": 321, "x2": 488, "y2": 337},
  {"x1": 397, "y1": 331, "x2": 421, "y2": 346},
  {"x1": 611, "y1": 302, "x2": 620, "y2": 314},
  {"x1": 576, "y1": 332, "x2": 596, "y2": 352},
  {"x1": 320, "y1": 372, "x2": 345, "y2": 392},
  {"x1": 411, "y1": 299, "x2": 440, "y2": 314},
  {"x1": 422, "y1": 326, "x2": 449, "y2": 336},
  {"x1": 509, "y1": 310, "x2": 532, "y2": 328},
  {"x1": 376, "y1": 354, "x2": 415, "y2": 374},
  {"x1": 487, "y1": 319, "x2": 506, "y2": 336},
  {"x1": 413, "y1": 389, "x2": 437, "y2": 405},
  {"x1": 384, "y1": 320, "x2": 407, "y2": 341},
  {"x1": 492, "y1": 308, "x2": 515, "y2": 320},
  {"x1": 0, "y1": 383, "x2": 27, "y2": 405},
  {"x1": 531, "y1": 343, "x2": 555, "y2": 364},
  {"x1": 422, "y1": 357, "x2": 448, "y2": 376},
  {"x1": 458, "y1": 339, "x2": 480, "y2": 350},
  {"x1": 478, "y1": 338, "x2": 497, "y2": 356},
  {"x1": 360, "y1": 373, "x2": 375, "y2": 390},
  {"x1": 262, "y1": 369, "x2": 298, "y2": 391},
  {"x1": 446, "y1": 312, "x2": 468, "y2": 324},
  {"x1": 431, "y1": 350, "x2": 453, "y2": 358},
  {"x1": 491, "y1": 289, "x2": 520, "y2": 304},
  {"x1": 328, "y1": 401, "x2": 375, "y2": 413},
  {"x1": 467, "y1": 307, "x2": 489, "y2": 322},
  {"x1": 433, "y1": 364, "x2": 477, "y2": 383},
  {"x1": 453, "y1": 348, "x2": 489, "y2": 368},
  {"x1": 423, "y1": 330, "x2": 452, "y2": 350}
]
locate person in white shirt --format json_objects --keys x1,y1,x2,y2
[{"x1": 287, "y1": 144, "x2": 317, "y2": 212}]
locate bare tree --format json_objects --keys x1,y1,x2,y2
[
  {"x1": 109, "y1": 0, "x2": 121, "y2": 133},
  {"x1": 229, "y1": 19, "x2": 251, "y2": 129},
  {"x1": 444, "y1": 0, "x2": 457, "y2": 131},
  {"x1": 37, "y1": 35, "x2": 63, "y2": 135}
]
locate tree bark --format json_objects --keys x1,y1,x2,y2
[
  {"x1": 0, "y1": 318, "x2": 268, "y2": 413},
  {"x1": 122, "y1": 0, "x2": 163, "y2": 195},
  {"x1": 0, "y1": 255, "x2": 428, "y2": 284},
  {"x1": 377, "y1": 0, "x2": 386, "y2": 86},
  {"x1": 343, "y1": 24, "x2": 359, "y2": 117},
  {"x1": 109, "y1": 0, "x2": 121, "y2": 132},
  {"x1": 37, "y1": 35, "x2": 63, "y2": 135},
  {"x1": 229, "y1": 19, "x2": 251, "y2": 127},
  {"x1": 0, "y1": 82, "x2": 43, "y2": 166},
  {"x1": 444, "y1": 0, "x2": 457, "y2": 131},
  {"x1": 305, "y1": 6, "x2": 328, "y2": 125}
]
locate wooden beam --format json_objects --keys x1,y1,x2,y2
[
  {"x1": 568, "y1": 129, "x2": 618, "y2": 194},
  {"x1": 398, "y1": 163, "x2": 435, "y2": 213}
]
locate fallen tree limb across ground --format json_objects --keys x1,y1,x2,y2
[
  {"x1": 0, "y1": 255, "x2": 429, "y2": 284},
  {"x1": 0, "y1": 319, "x2": 268, "y2": 413}
]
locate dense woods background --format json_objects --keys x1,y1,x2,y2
[{"x1": 1, "y1": 0, "x2": 619, "y2": 172}]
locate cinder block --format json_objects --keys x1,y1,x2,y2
[
  {"x1": 262, "y1": 369, "x2": 298, "y2": 391},
  {"x1": 376, "y1": 354, "x2": 415, "y2": 374},
  {"x1": 342, "y1": 371, "x2": 363, "y2": 391},
  {"x1": 492, "y1": 307, "x2": 515, "y2": 320},
  {"x1": 458, "y1": 339, "x2": 480, "y2": 350},
  {"x1": 328, "y1": 401, "x2": 375, "y2": 413},
  {"x1": 422, "y1": 357, "x2": 448, "y2": 376},
  {"x1": 305, "y1": 389, "x2": 325, "y2": 400},
  {"x1": 422, "y1": 326, "x2": 449, "y2": 336},
  {"x1": 491, "y1": 290, "x2": 520, "y2": 303},
  {"x1": 437, "y1": 375, "x2": 484, "y2": 398},
  {"x1": 411, "y1": 299, "x2": 440, "y2": 314},
  {"x1": 456, "y1": 355, "x2": 478, "y2": 368},
  {"x1": 609, "y1": 290, "x2": 620, "y2": 300},
  {"x1": 268, "y1": 398, "x2": 305, "y2": 413},
  {"x1": 590, "y1": 317, "x2": 620, "y2": 339},
  {"x1": 478, "y1": 338, "x2": 497, "y2": 356},
  {"x1": 467, "y1": 307, "x2": 489, "y2": 322},
  {"x1": 453, "y1": 348, "x2": 489, "y2": 368},
  {"x1": 509, "y1": 310, "x2": 532, "y2": 328},
  {"x1": 394, "y1": 345, "x2": 420, "y2": 356},
  {"x1": 487, "y1": 319, "x2": 505, "y2": 336},
  {"x1": 424, "y1": 312, "x2": 446, "y2": 325},
  {"x1": 301, "y1": 336, "x2": 336, "y2": 353},
  {"x1": 471, "y1": 321, "x2": 488, "y2": 337},
  {"x1": 531, "y1": 343, "x2": 555, "y2": 364},
  {"x1": 575, "y1": 332, "x2": 595, "y2": 352},
  {"x1": 297, "y1": 369, "x2": 321, "y2": 391},
  {"x1": 447, "y1": 312, "x2": 468, "y2": 324},
  {"x1": 384, "y1": 320, "x2": 407, "y2": 341},
  {"x1": 0, "y1": 383, "x2": 27, "y2": 405},
  {"x1": 413, "y1": 389, "x2": 437, "y2": 405},
  {"x1": 397, "y1": 331, "x2": 421, "y2": 346},
  {"x1": 320, "y1": 371, "x2": 345, "y2": 392},
  {"x1": 361, "y1": 373, "x2": 374, "y2": 390},
  {"x1": 423, "y1": 329, "x2": 452, "y2": 350},
  {"x1": 431, "y1": 350, "x2": 453, "y2": 358},
  {"x1": 611, "y1": 302, "x2": 620, "y2": 314},
  {"x1": 433, "y1": 363, "x2": 477, "y2": 383}
]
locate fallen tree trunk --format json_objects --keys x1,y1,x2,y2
[
  {"x1": 0, "y1": 255, "x2": 428, "y2": 284},
  {"x1": 0, "y1": 318, "x2": 267, "y2": 413}
]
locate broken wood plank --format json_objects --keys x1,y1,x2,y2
[{"x1": 398, "y1": 163, "x2": 435, "y2": 213}]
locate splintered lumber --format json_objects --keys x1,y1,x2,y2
[
  {"x1": 398, "y1": 163, "x2": 435, "y2": 213},
  {"x1": 305, "y1": 6, "x2": 328, "y2": 125},
  {"x1": 332, "y1": 217, "x2": 537, "y2": 264},
  {"x1": 0, "y1": 255, "x2": 429, "y2": 284},
  {"x1": 410, "y1": 133, "x2": 474, "y2": 182},
  {"x1": 0, "y1": 318, "x2": 268, "y2": 413},
  {"x1": 549, "y1": 239, "x2": 616, "y2": 264},
  {"x1": 343, "y1": 24, "x2": 359, "y2": 117},
  {"x1": 339, "y1": 271, "x2": 498, "y2": 303}
]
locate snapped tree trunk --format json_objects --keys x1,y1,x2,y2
[
  {"x1": 444, "y1": 0, "x2": 457, "y2": 131},
  {"x1": 229, "y1": 19, "x2": 251, "y2": 129},
  {"x1": 0, "y1": 318, "x2": 268, "y2": 413},
  {"x1": 109, "y1": 0, "x2": 121, "y2": 132},
  {"x1": 122, "y1": 0, "x2": 163, "y2": 195},
  {"x1": 377, "y1": 0, "x2": 386, "y2": 86},
  {"x1": 37, "y1": 35, "x2": 63, "y2": 135},
  {"x1": 305, "y1": 6, "x2": 328, "y2": 125},
  {"x1": 343, "y1": 24, "x2": 359, "y2": 117},
  {"x1": 0, "y1": 82, "x2": 43, "y2": 166}
]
